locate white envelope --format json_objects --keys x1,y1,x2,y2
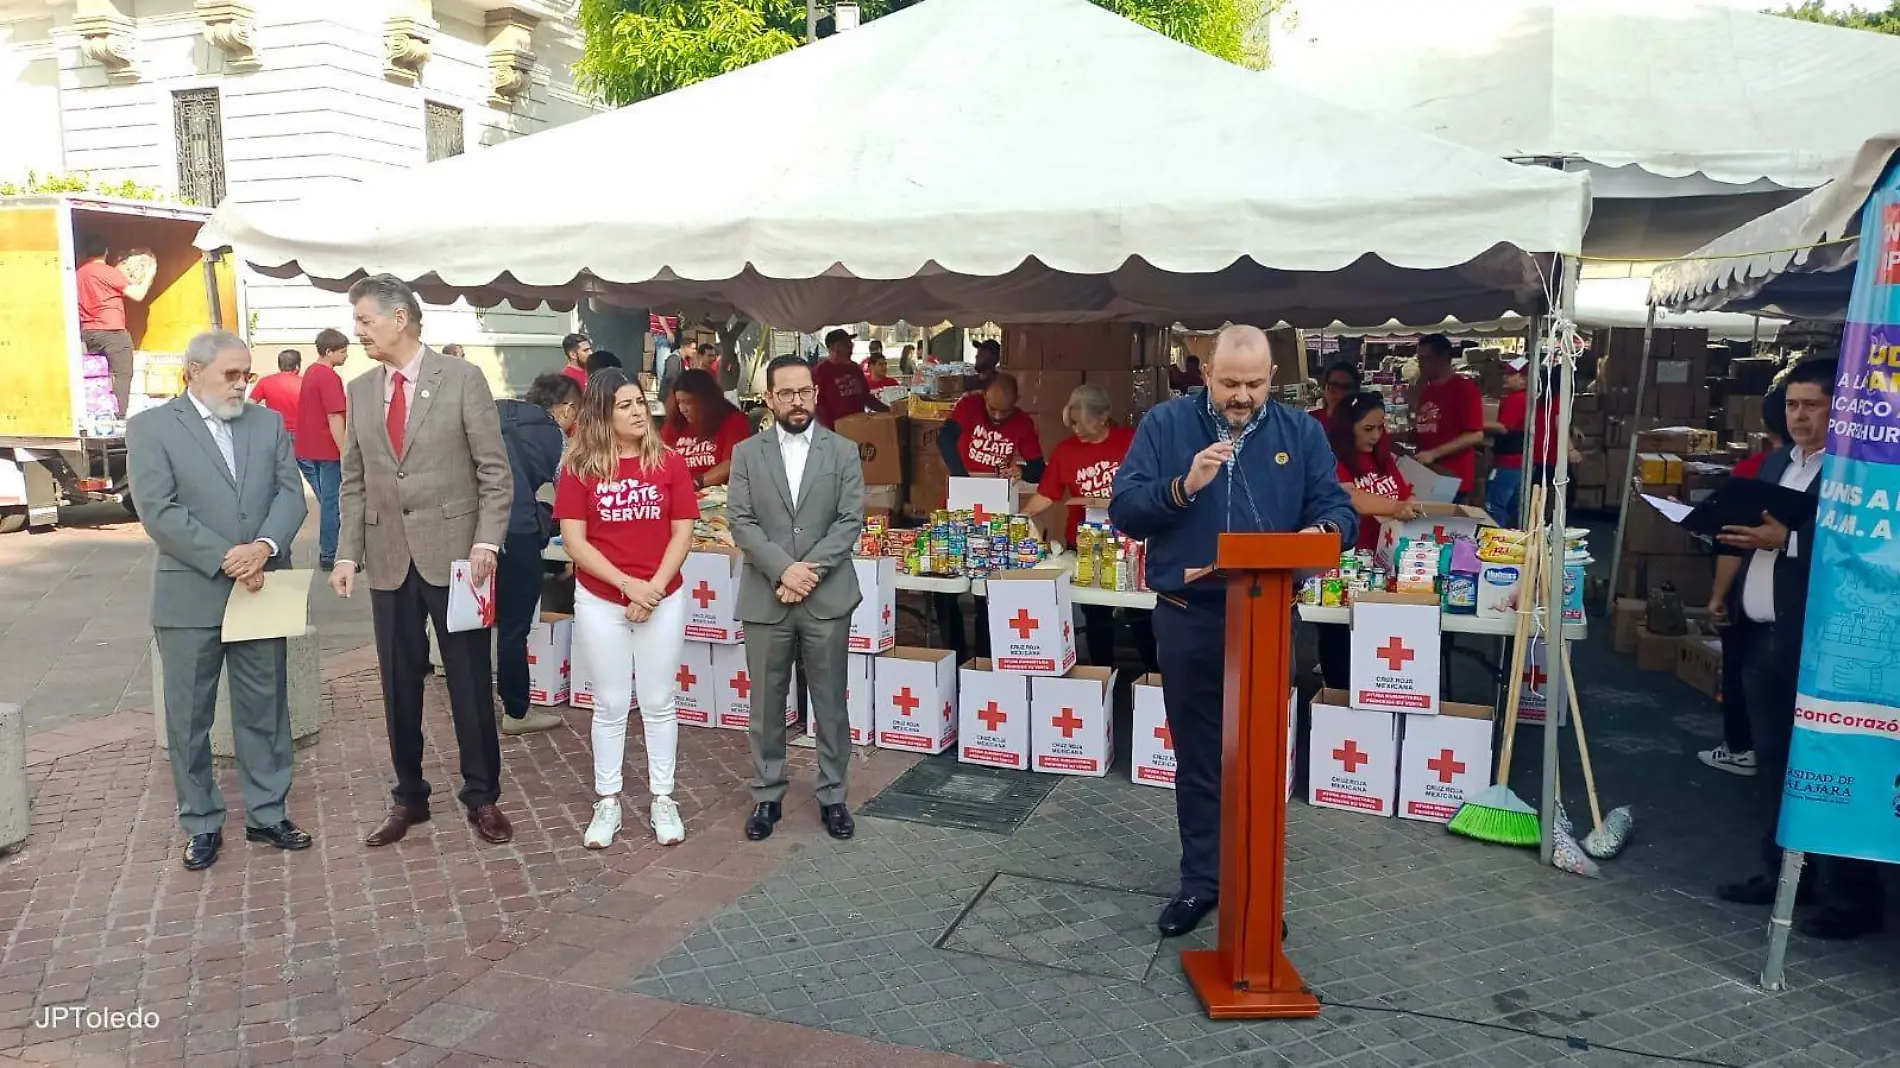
[{"x1": 446, "y1": 559, "x2": 497, "y2": 633}]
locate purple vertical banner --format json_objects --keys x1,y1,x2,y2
[{"x1": 1779, "y1": 174, "x2": 1900, "y2": 865}]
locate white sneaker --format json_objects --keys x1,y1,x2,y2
[
  {"x1": 1698, "y1": 745, "x2": 1758, "y2": 776},
  {"x1": 650, "y1": 796, "x2": 686, "y2": 846},
  {"x1": 583, "y1": 797, "x2": 622, "y2": 849}
]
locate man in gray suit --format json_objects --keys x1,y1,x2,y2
[
  {"x1": 128, "y1": 330, "x2": 310, "y2": 871},
  {"x1": 328, "y1": 275, "x2": 516, "y2": 847},
  {"x1": 728, "y1": 355, "x2": 865, "y2": 842}
]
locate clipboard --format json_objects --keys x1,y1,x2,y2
[{"x1": 1671, "y1": 478, "x2": 1818, "y2": 538}]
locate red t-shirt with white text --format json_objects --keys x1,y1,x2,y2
[
  {"x1": 1336, "y1": 451, "x2": 1413, "y2": 551},
  {"x1": 552, "y1": 451, "x2": 700, "y2": 604},
  {"x1": 813, "y1": 357, "x2": 873, "y2": 427},
  {"x1": 663, "y1": 409, "x2": 752, "y2": 475},
  {"x1": 1037, "y1": 426, "x2": 1135, "y2": 546},
  {"x1": 950, "y1": 392, "x2": 1043, "y2": 476},
  {"x1": 1413, "y1": 375, "x2": 1485, "y2": 492}
]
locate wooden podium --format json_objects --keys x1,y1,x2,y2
[{"x1": 1179, "y1": 531, "x2": 1339, "y2": 1019}]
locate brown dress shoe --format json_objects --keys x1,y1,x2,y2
[
  {"x1": 365, "y1": 804, "x2": 430, "y2": 847},
  {"x1": 467, "y1": 804, "x2": 513, "y2": 844}
]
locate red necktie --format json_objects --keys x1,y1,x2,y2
[{"x1": 386, "y1": 371, "x2": 407, "y2": 457}]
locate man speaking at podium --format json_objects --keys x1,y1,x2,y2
[{"x1": 1112, "y1": 325, "x2": 1355, "y2": 938}]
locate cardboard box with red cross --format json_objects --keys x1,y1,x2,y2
[
  {"x1": 1514, "y1": 636, "x2": 1570, "y2": 728},
  {"x1": 527, "y1": 614, "x2": 572, "y2": 707},
  {"x1": 947, "y1": 476, "x2": 1014, "y2": 523},
  {"x1": 985, "y1": 569, "x2": 1077, "y2": 675},
  {"x1": 849, "y1": 556, "x2": 897, "y2": 654},
  {"x1": 1308, "y1": 689, "x2": 1398, "y2": 816},
  {"x1": 711, "y1": 643, "x2": 797, "y2": 731},
  {"x1": 874, "y1": 646, "x2": 958, "y2": 754},
  {"x1": 804, "y1": 654, "x2": 875, "y2": 745},
  {"x1": 681, "y1": 549, "x2": 745, "y2": 644},
  {"x1": 1397, "y1": 700, "x2": 1495, "y2": 824},
  {"x1": 1130, "y1": 674, "x2": 1174, "y2": 788},
  {"x1": 674, "y1": 640, "x2": 714, "y2": 726},
  {"x1": 1372, "y1": 503, "x2": 1495, "y2": 570},
  {"x1": 1030, "y1": 666, "x2": 1115, "y2": 777},
  {"x1": 958, "y1": 658, "x2": 1032, "y2": 769},
  {"x1": 1349, "y1": 592, "x2": 1442, "y2": 715}
]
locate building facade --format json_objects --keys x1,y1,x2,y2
[{"x1": 1, "y1": 0, "x2": 601, "y2": 390}]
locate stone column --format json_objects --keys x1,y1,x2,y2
[
  {"x1": 151, "y1": 627, "x2": 325, "y2": 761},
  {"x1": 0, "y1": 703, "x2": 28, "y2": 855}
]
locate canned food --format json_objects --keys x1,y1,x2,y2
[
  {"x1": 1320, "y1": 576, "x2": 1345, "y2": 607},
  {"x1": 1299, "y1": 575, "x2": 1322, "y2": 605}
]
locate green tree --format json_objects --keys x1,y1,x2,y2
[
  {"x1": 577, "y1": 0, "x2": 1267, "y2": 106},
  {"x1": 1771, "y1": 1, "x2": 1900, "y2": 34},
  {"x1": 0, "y1": 170, "x2": 169, "y2": 201}
]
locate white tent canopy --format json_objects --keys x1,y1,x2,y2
[
  {"x1": 1314, "y1": 277, "x2": 1779, "y2": 341},
  {"x1": 1648, "y1": 135, "x2": 1900, "y2": 321},
  {"x1": 197, "y1": 0, "x2": 1587, "y2": 332},
  {"x1": 1267, "y1": 0, "x2": 1900, "y2": 258}
]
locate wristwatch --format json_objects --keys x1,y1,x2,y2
[{"x1": 1314, "y1": 519, "x2": 1342, "y2": 536}]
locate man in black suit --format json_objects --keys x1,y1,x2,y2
[{"x1": 1713, "y1": 359, "x2": 1884, "y2": 940}]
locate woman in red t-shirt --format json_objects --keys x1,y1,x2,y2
[
  {"x1": 1317, "y1": 392, "x2": 1427, "y2": 688},
  {"x1": 662, "y1": 369, "x2": 753, "y2": 488},
  {"x1": 1021, "y1": 385, "x2": 1154, "y2": 671},
  {"x1": 553, "y1": 369, "x2": 699, "y2": 851}
]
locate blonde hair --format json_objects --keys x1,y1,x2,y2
[{"x1": 563, "y1": 368, "x2": 668, "y2": 482}]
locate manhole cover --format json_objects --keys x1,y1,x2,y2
[
  {"x1": 859, "y1": 755, "x2": 1059, "y2": 834},
  {"x1": 937, "y1": 872, "x2": 1171, "y2": 982}
]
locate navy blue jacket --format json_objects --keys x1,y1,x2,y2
[
  {"x1": 497, "y1": 399, "x2": 566, "y2": 540},
  {"x1": 1110, "y1": 392, "x2": 1356, "y2": 600}
]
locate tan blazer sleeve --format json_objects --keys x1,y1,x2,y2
[
  {"x1": 337, "y1": 374, "x2": 369, "y2": 568},
  {"x1": 460, "y1": 364, "x2": 512, "y2": 549}
]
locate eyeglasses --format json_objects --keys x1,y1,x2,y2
[{"x1": 771, "y1": 387, "x2": 817, "y2": 403}]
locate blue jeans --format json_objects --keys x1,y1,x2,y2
[
  {"x1": 1485, "y1": 466, "x2": 1523, "y2": 528},
  {"x1": 297, "y1": 459, "x2": 341, "y2": 565}
]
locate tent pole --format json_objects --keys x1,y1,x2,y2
[
  {"x1": 1539, "y1": 255, "x2": 1579, "y2": 866},
  {"x1": 807, "y1": 0, "x2": 818, "y2": 42},
  {"x1": 1521, "y1": 317, "x2": 1543, "y2": 530},
  {"x1": 1601, "y1": 302, "x2": 1658, "y2": 616},
  {"x1": 1752, "y1": 313, "x2": 1763, "y2": 356},
  {"x1": 1761, "y1": 850, "x2": 1806, "y2": 990}
]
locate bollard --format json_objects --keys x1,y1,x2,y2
[
  {"x1": 0, "y1": 703, "x2": 28, "y2": 854},
  {"x1": 152, "y1": 626, "x2": 325, "y2": 763}
]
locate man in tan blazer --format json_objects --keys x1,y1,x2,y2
[{"x1": 329, "y1": 274, "x2": 516, "y2": 846}]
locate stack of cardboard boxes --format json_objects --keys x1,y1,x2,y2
[{"x1": 1003, "y1": 324, "x2": 1170, "y2": 460}]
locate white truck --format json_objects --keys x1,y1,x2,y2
[{"x1": 0, "y1": 194, "x2": 242, "y2": 532}]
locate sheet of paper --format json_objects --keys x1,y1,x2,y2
[
  {"x1": 1396, "y1": 456, "x2": 1461, "y2": 504},
  {"x1": 221, "y1": 568, "x2": 315, "y2": 642},
  {"x1": 446, "y1": 559, "x2": 498, "y2": 633},
  {"x1": 1641, "y1": 494, "x2": 1696, "y2": 525}
]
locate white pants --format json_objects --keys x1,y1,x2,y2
[{"x1": 574, "y1": 585, "x2": 686, "y2": 798}]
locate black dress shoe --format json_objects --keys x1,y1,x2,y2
[
  {"x1": 820, "y1": 803, "x2": 855, "y2": 841},
  {"x1": 1716, "y1": 873, "x2": 1815, "y2": 908},
  {"x1": 744, "y1": 802, "x2": 783, "y2": 841},
  {"x1": 1158, "y1": 895, "x2": 1217, "y2": 938},
  {"x1": 245, "y1": 819, "x2": 313, "y2": 851},
  {"x1": 1799, "y1": 908, "x2": 1884, "y2": 941},
  {"x1": 182, "y1": 832, "x2": 223, "y2": 871}
]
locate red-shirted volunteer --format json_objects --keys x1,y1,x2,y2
[
  {"x1": 933, "y1": 374, "x2": 1045, "y2": 664},
  {"x1": 1320, "y1": 391, "x2": 1426, "y2": 689},
  {"x1": 812, "y1": 328, "x2": 887, "y2": 428},
  {"x1": 1409, "y1": 333, "x2": 1486, "y2": 501},
  {"x1": 554, "y1": 369, "x2": 699, "y2": 851},
  {"x1": 1021, "y1": 384, "x2": 1153, "y2": 672},
  {"x1": 662, "y1": 369, "x2": 753, "y2": 489}
]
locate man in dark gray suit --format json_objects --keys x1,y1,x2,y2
[
  {"x1": 128, "y1": 330, "x2": 311, "y2": 871},
  {"x1": 728, "y1": 355, "x2": 864, "y2": 842}
]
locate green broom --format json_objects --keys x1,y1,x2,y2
[{"x1": 1448, "y1": 488, "x2": 1544, "y2": 848}]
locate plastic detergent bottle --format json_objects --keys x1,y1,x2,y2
[{"x1": 1442, "y1": 539, "x2": 1479, "y2": 615}]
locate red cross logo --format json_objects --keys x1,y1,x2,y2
[
  {"x1": 691, "y1": 581, "x2": 717, "y2": 609},
  {"x1": 1376, "y1": 637, "x2": 1416, "y2": 672},
  {"x1": 893, "y1": 687, "x2": 920, "y2": 718},
  {"x1": 527, "y1": 653, "x2": 538, "y2": 665},
  {"x1": 1524, "y1": 665, "x2": 1548, "y2": 688},
  {"x1": 729, "y1": 671, "x2": 751, "y2": 699},
  {"x1": 1427, "y1": 748, "x2": 1465, "y2": 784},
  {"x1": 1153, "y1": 722, "x2": 1173, "y2": 751},
  {"x1": 676, "y1": 665, "x2": 697, "y2": 691},
  {"x1": 977, "y1": 702, "x2": 1008, "y2": 732},
  {"x1": 1008, "y1": 608, "x2": 1039, "y2": 640},
  {"x1": 943, "y1": 702, "x2": 953, "y2": 723},
  {"x1": 882, "y1": 604, "x2": 892, "y2": 626},
  {"x1": 1051, "y1": 707, "x2": 1084, "y2": 738},
  {"x1": 972, "y1": 503, "x2": 993, "y2": 523},
  {"x1": 1334, "y1": 740, "x2": 1369, "y2": 772}
]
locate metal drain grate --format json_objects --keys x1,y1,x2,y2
[
  {"x1": 936, "y1": 872, "x2": 1172, "y2": 982},
  {"x1": 858, "y1": 755, "x2": 1060, "y2": 834}
]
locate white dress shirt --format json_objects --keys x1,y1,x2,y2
[
  {"x1": 187, "y1": 391, "x2": 278, "y2": 558},
  {"x1": 778, "y1": 423, "x2": 811, "y2": 505},
  {"x1": 1741, "y1": 445, "x2": 1823, "y2": 625}
]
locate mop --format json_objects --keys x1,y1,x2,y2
[{"x1": 1565, "y1": 653, "x2": 1634, "y2": 859}]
